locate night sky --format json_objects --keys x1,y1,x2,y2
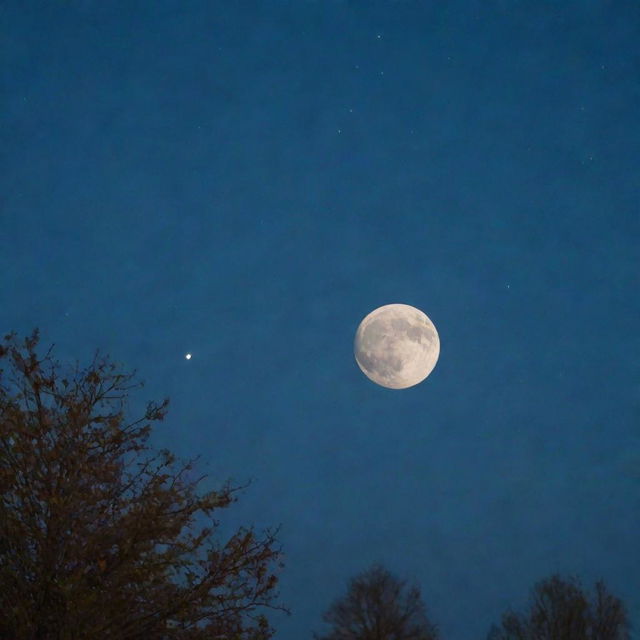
[{"x1": 2, "y1": 2, "x2": 639, "y2": 638}]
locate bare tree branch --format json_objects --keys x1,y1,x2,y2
[
  {"x1": 0, "y1": 330, "x2": 288, "y2": 640},
  {"x1": 487, "y1": 574, "x2": 630, "y2": 640},
  {"x1": 314, "y1": 564, "x2": 439, "y2": 640}
]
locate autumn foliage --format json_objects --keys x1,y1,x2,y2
[{"x1": 0, "y1": 330, "x2": 286, "y2": 639}]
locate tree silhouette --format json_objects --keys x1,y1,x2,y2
[
  {"x1": 487, "y1": 573, "x2": 630, "y2": 640},
  {"x1": 0, "y1": 330, "x2": 287, "y2": 639},
  {"x1": 314, "y1": 563, "x2": 439, "y2": 640}
]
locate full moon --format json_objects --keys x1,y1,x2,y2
[{"x1": 354, "y1": 303, "x2": 440, "y2": 389}]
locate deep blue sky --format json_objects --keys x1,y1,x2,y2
[{"x1": 2, "y1": 2, "x2": 639, "y2": 638}]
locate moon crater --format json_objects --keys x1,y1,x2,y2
[{"x1": 354, "y1": 304, "x2": 440, "y2": 389}]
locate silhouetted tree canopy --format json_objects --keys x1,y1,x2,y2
[
  {"x1": 314, "y1": 563, "x2": 439, "y2": 640},
  {"x1": 0, "y1": 330, "x2": 287, "y2": 639},
  {"x1": 487, "y1": 573, "x2": 630, "y2": 640}
]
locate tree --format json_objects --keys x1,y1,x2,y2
[
  {"x1": 487, "y1": 573, "x2": 630, "y2": 640},
  {"x1": 0, "y1": 330, "x2": 287, "y2": 639},
  {"x1": 314, "y1": 563, "x2": 439, "y2": 640}
]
